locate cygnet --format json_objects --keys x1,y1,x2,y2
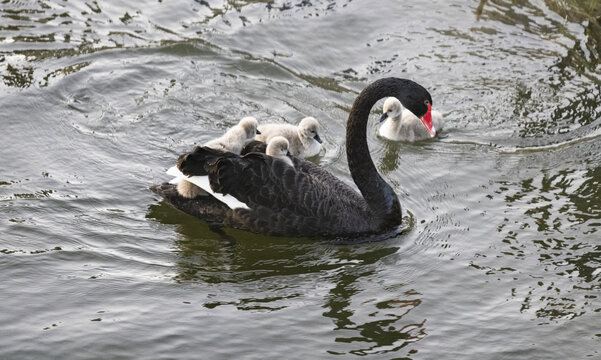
[
  {"x1": 256, "y1": 116, "x2": 322, "y2": 158},
  {"x1": 379, "y1": 97, "x2": 444, "y2": 142},
  {"x1": 266, "y1": 136, "x2": 294, "y2": 167}
]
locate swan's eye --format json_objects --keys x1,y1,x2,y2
[{"x1": 424, "y1": 100, "x2": 430, "y2": 105}]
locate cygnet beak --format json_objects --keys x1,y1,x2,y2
[
  {"x1": 256, "y1": 129, "x2": 261, "y2": 135},
  {"x1": 314, "y1": 134, "x2": 323, "y2": 144},
  {"x1": 419, "y1": 103, "x2": 435, "y2": 137},
  {"x1": 380, "y1": 113, "x2": 389, "y2": 122},
  {"x1": 286, "y1": 151, "x2": 292, "y2": 156}
]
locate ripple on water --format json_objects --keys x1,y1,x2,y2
[{"x1": 1, "y1": 0, "x2": 601, "y2": 359}]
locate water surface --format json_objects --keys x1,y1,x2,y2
[{"x1": 1, "y1": 0, "x2": 600, "y2": 359}]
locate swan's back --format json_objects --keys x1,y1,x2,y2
[{"x1": 177, "y1": 147, "x2": 374, "y2": 236}]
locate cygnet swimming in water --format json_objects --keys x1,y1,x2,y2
[
  {"x1": 177, "y1": 116, "x2": 260, "y2": 199},
  {"x1": 378, "y1": 97, "x2": 444, "y2": 142},
  {"x1": 256, "y1": 116, "x2": 322, "y2": 158},
  {"x1": 266, "y1": 136, "x2": 294, "y2": 167}
]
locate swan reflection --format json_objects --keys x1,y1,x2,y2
[{"x1": 147, "y1": 202, "x2": 426, "y2": 356}]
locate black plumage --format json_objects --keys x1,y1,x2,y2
[{"x1": 150, "y1": 77, "x2": 433, "y2": 237}]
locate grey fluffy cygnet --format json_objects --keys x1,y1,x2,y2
[
  {"x1": 378, "y1": 97, "x2": 444, "y2": 142},
  {"x1": 204, "y1": 117, "x2": 259, "y2": 154},
  {"x1": 177, "y1": 116, "x2": 259, "y2": 199},
  {"x1": 256, "y1": 116, "x2": 322, "y2": 158},
  {"x1": 266, "y1": 136, "x2": 294, "y2": 167}
]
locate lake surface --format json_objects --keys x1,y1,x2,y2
[{"x1": 1, "y1": 0, "x2": 600, "y2": 358}]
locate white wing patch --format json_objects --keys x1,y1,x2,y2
[{"x1": 166, "y1": 166, "x2": 249, "y2": 210}]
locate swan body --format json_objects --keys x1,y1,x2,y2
[
  {"x1": 266, "y1": 136, "x2": 294, "y2": 167},
  {"x1": 151, "y1": 77, "x2": 433, "y2": 237},
  {"x1": 176, "y1": 116, "x2": 259, "y2": 199},
  {"x1": 379, "y1": 97, "x2": 444, "y2": 142},
  {"x1": 256, "y1": 117, "x2": 322, "y2": 158}
]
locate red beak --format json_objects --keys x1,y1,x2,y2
[{"x1": 420, "y1": 103, "x2": 435, "y2": 137}]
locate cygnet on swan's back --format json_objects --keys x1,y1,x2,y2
[
  {"x1": 266, "y1": 136, "x2": 293, "y2": 167},
  {"x1": 204, "y1": 116, "x2": 259, "y2": 154},
  {"x1": 378, "y1": 97, "x2": 444, "y2": 142},
  {"x1": 176, "y1": 116, "x2": 260, "y2": 199},
  {"x1": 256, "y1": 116, "x2": 322, "y2": 158}
]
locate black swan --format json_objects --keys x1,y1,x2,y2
[
  {"x1": 150, "y1": 77, "x2": 433, "y2": 237},
  {"x1": 379, "y1": 97, "x2": 444, "y2": 141},
  {"x1": 255, "y1": 116, "x2": 323, "y2": 158}
]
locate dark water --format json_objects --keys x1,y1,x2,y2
[{"x1": 1, "y1": 0, "x2": 600, "y2": 358}]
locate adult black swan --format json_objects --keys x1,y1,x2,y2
[{"x1": 150, "y1": 77, "x2": 433, "y2": 237}]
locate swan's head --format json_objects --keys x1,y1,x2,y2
[
  {"x1": 298, "y1": 117, "x2": 322, "y2": 143},
  {"x1": 380, "y1": 97, "x2": 403, "y2": 122},
  {"x1": 381, "y1": 97, "x2": 435, "y2": 137},
  {"x1": 266, "y1": 136, "x2": 292, "y2": 158},
  {"x1": 397, "y1": 83, "x2": 435, "y2": 137},
  {"x1": 238, "y1": 116, "x2": 261, "y2": 141}
]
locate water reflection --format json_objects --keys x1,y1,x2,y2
[
  {"x1": 475, "y1": 0, "x2": 601, "y2": 140},
  {"x1": 474, "y1": 158, "x2": 601, "y2": 321},
  {"x1": 324, "y1": 268, "x2": 425, "y2": 356},
  {"x1": 147, "y1": 201, "x2": 426, "y2": 356},
  {"x1": 378, "y1": 139, "x2": 405, "y2": 173}
]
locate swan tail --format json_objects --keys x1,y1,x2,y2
[
  {"x1": 170, "y1": 161, "x2": 250, "y2": 209},
  {"x1": 149, "y1": 183, "x2": 230, "y2": 223},
  {"x1": 206, "y1": 155, "x2": 249, "y2": 196},
  {"x1": 177, "y1": 146, "x2": 235, "y2": 177}
]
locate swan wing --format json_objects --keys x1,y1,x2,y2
[
  {"x1": 173, "y1": 148, "x2": 250, "y2": 210},
  {"x1": 184, "y1": 151, "x2": 364, "y2": 219}
]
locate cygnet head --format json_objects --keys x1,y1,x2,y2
[
  {"x1": 266, "y1": 136, "x2": 293, "y2": 166},
  {"x1": 380, "y1": 97, "x2": 403, "y2": 122},
  {"x1": 266, "y1": 136, "x2": 291, "y2": 158},
  {"x1": 298, "y1": 117, "x2": 322, "y2": 144},
  {"x1": 238, "y1": 116, "x2": 260, "y2": 141}
]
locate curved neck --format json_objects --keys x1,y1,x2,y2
[{"x1": 347, "y1": 78, "x2": 426, "y2": 226}]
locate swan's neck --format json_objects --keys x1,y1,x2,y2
[{"x1": 347, "y1": 79, "x2": 418, "y2": 226}]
